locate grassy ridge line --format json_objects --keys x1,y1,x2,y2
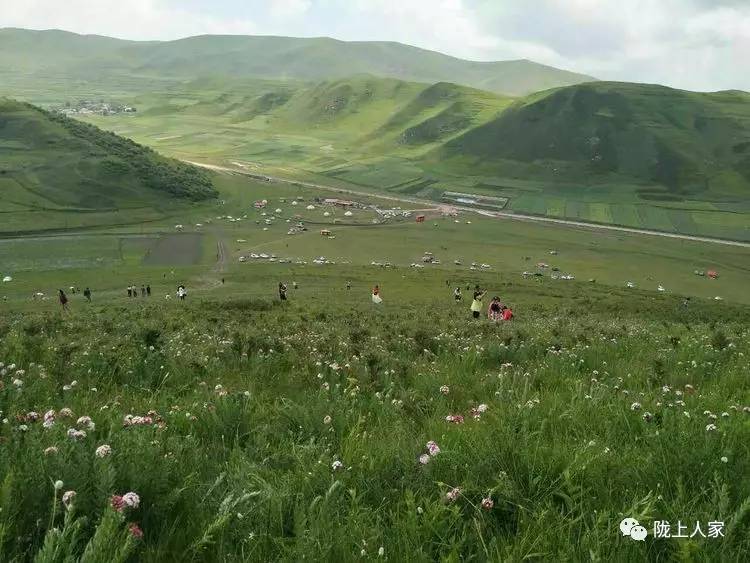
[
  {"x1": 0, "y1": 28, "x2": 596, "y2": 96},
  {"x1": 185, "y1": 161, "x2": 750, "y2": 248}
]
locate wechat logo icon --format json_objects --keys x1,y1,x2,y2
[{"x1": 620, "y1": 518, "x2": 648, "y2": 541}]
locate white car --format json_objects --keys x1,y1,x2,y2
[{"x1": 238, "y1": 256, "x2": 247, "y2": 263}]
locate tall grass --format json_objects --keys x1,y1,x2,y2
[{"x1": 0, "y1": 295, "x2": 749, "y2": 561}]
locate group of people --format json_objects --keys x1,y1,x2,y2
[
  {"x1": 127, "y1": 284, "x2": 151, "y2": 298},
  {"x1": 468, "y1": 285, "x2": 513, "y2": 321}
]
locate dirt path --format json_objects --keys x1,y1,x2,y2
[
  {"x1": 213, "y1": 238, "x2": 228, "y2": 273},
  {"x1": 186, "y1": 160, "x2": 750, "y2": 249}
]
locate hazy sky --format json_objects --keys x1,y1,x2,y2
[{"x1": 3, "y1": 0, "x2": 749, "y2": 91}]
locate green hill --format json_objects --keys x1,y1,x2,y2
[
  {"x1": 0, "y1": 98, "x2": 216, "y2": 233},
  {"x1": 0, "y1": 28, "x2": 595, "y2": 97},
  {"x1": 436, "y1": 82, "x2": 750, "y2": 200}
]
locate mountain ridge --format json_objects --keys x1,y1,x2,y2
[{"x1": 0, "y1": 27, "x2": 595, "y2": 96}]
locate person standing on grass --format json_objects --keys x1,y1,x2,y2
[
  {"x1": 146, "y1": 284, "x2": 151, "y2": 297},
  {"x1": 58, "y1": 289, "x2": 69, "y2": 311},
  {"x1": 488, "y1": 296, "x2": 503, "y2": 321},
  {"x1": 127, "y1": 286, "x2": 132, "y2": 298},
  {"x1": 372, "y1": 285, "x2": 383, "y2": 304},
  {"x1": 346, "y1": 280, "x2": 352, "y2": 291},
  {"x1": 278, "y1": 282, "x2": 288, "y2": 301},
  {"x1": 454, "y1": 287, "x2": 462, "y2": 302},
  {"x1": 141, "y1": 285, "x2": 146, "y2": 297},
  {"x1": 177, "y1": 285, "x2": 186, "y2": 301},
  {"x1": 293, "y1": 281, "x2": 298, "y2": 290},
  {"x1": 470, "y1": 285, "x2": 485, "y2": 319},
  {"x1": 83, "y1": 287, "x2": 92, "y2": 302}
]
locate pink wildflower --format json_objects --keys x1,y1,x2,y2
[
  {"x1": 446, "y1": 487, "x2": 461, "y2": 502},
  {"x1": 426, "y1": 441, "x2": 441, "y2": 456},
  {"x1": 481, "y1": 497, "x2": 494, "y2": 511},
  {"x1": 128, "y1": 523, "x2": 144, "y2": 539}
]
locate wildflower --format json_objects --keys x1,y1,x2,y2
[
  {"x1": 481, "y1": 497, "x2": 494, "y2": 511},
  {"x1": 721, "y1": 456, "x2": 728, "y2": 463},
  {"x1": 419, "y1": 454, "x2": 431, "y2": 465},
  {"x1": 18, "y1": 424, "x2": 28, "y2": 432},
  {"x1": 378, "y1": 547, "x2": 385, "y2": 557},
  {"x1": 44, "y1": 446, "x2": 59, "y2": 456},
  {"x1": 67, "y1": 428, "x2": 86, "y2": 441},
  {"x1": 26, "y1": 411, "x2": 40, "y2": 422},
  {"x1": 642, "y1": 412, "x2": 654, "y2": 422},
  {"x1": 128, "y1": 523, "x2": 144, "y2": 539},
  {"x1": 331, "y1": 460, "x2": 343, "y2": 471},
  {"x1": 445, "y1": 414, "x2": 464, "y2": 424},
  {"x1": 62, "y1": 490, "x2": 76, "y2": 510},
  {"x1": 12, "y1": 379, "x2": 23, "y2": 388},
  {"x1": 111, "y1": 495, "x2": 125, "y2": 511},
  {"x1": 95, "y1": 444, "x2": 112, "y2": 458},
  {"x1": 323, "y1": 415, "x2": 332, "y2": 425},
  {"x1": 630, "y1": 402, "x2": 641, "y2": 411},
  {"x1": 426, "y1": 441, "x2": 441, "y2": 456},
  {"x1": 54, "y1": 480, "x2": 64, "y2": 490},
  {"x1": 112, "y1": 492, "x2": 141, "y2": 511},
  {"x1": 706, "y1": 424, "x2": 718, "y2": 432},
  {"x1": 439, "y1": 385, "x2": 450, "y2": 395},
  {"x1": 446, "y1": 487, "x2": 461, "y2": 502},
  {"x1": 43, "y1": 410, "x2": 56, "y2": 428},
  {"x1": 76, "y1": 416, "x2": 95, "y2": 431},
  {"x1": 416, "y1": 506, "x2": 423, "y2": 514},
  {"x1": 59, "y1": 408, "x2": 74, "y2": 418}
]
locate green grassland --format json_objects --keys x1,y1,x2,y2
[
  {"x1": 64, "y1": 77, "x2": 750, "y2": 241},
  {"x1": 2, "y1": 174, "x2": 748, "y2": 310},
  {"x1": 1, "y1": 170, "x2": 749, "y2": 562},
  {"x1": 3, "y1": 29, "x2": 750, "y2": 240},
  {"x1": 2, "y1": 243, "x2": 750, "y2": 560},
  {"x1": 0, "y1": 99, "x2": 216, "y2": 234}
]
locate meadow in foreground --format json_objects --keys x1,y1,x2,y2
[{"x1": 1, "y1": 279, "x2": 749, "y2": 562}]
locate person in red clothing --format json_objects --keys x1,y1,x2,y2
[{"x1": 502, "y1": 306, "x2": 513, "y2": 321}]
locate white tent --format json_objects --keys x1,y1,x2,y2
[
  {"x1": 344, "y1": 211, "x2": 353, "y2": 217},
  {"x1": 2, "y1": 276, "x2": 12, "y2": 283},
  {"x1": 306, "y1": 205, "x2": 316, "y2": 210}
]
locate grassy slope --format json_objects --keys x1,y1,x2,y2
[
  {"x1": 436, "y1": 82, "x2": 750, "y2": 200},
  {"x1": 1, "y1": 265, "x2": 749, "y2": 561},
  {"x1": 0, "y1": 28, "x2": 595, "y2": 96},
  {"x1": 0, "y1": 99, "x2": 216, "y2": 233}
]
